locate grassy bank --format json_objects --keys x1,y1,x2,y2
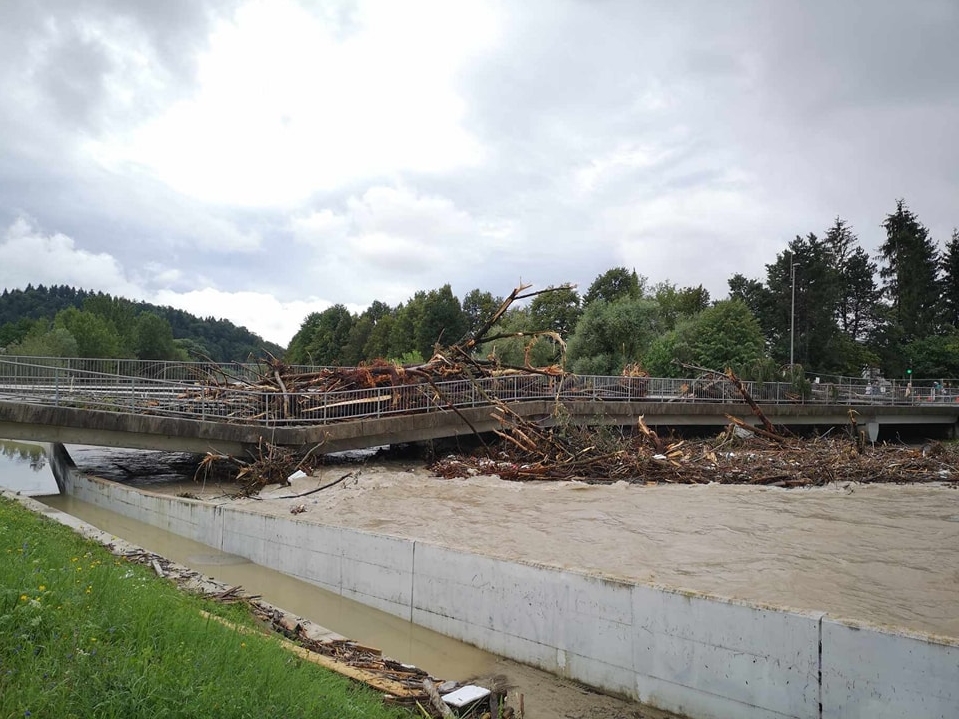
[{"x1": 0, "y1": 496, "x2": 410, "y2": 719}]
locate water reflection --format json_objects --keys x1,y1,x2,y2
[
  {"x1": 0, "y1": 439, "x2": 58, "y2": 495},
  {"x1": 1, "y1": 438, "x2": 47, "y2": 469}
]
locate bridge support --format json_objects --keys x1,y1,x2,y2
[{"x1": 47, "y1": 442, "x2": 74, "y2": 495}]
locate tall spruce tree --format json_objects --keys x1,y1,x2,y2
[
  {"x1": 879, "y1": 200, "x2": 941, "y2": 340},
  {"x1": 941, "y1": 229, "x2": 959, "y2": 330},
  {"x1": 765, "y1": 234, "x2": 843, "y2": 372},
  {"x1": 824, "y1": 218, "x2": 881, "y2": 343}
]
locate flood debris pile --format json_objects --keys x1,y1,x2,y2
[
  {"x1": 431, "y1": 426, "x2": 959, "y2": 487},
  {"x1": 187, "y1": 284, "x2": 958, "y2": 492},
  {"x1": 195, "y1": 439, "x2": 310, "y2": 496},
  {"x1": 192, "y1": 284, "x2": 584, "y2": 494},
  {"x1": 177, "y1": 283, "x2": 575, "y2": 425},
  {"x1": 430, "y1": 370, "x2": 959, "y2": 487}
]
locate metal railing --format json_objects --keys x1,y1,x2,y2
[{"x1": 0, "y1": 356, "x2": 956, "y2": 427}]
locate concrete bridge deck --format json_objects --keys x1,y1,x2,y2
[
  {"x1": 2, "y1": 356, "x2": 957, "y2": 454},
  {"x1": 2, "y1": 397, "x2": 957, "y2": 456}
]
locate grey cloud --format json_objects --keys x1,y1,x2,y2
[
  {"x1": 34, "y1": 26, "x2": 114, "y2": 130},
  {"x1": 750, "y1": 1, "x2": 959, "y2": 112},
  {"x1": 2, "y1": 0, "x2": 958, "y2": 341},
  {"x1": 1, "y1": 0, "x2": 242, "y2": 135}
]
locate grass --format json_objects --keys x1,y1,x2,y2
[{"x1": 0, "y1": 495, "x2": 412, "y2": 719}]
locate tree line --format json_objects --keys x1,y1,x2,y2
[
  {"x1": 0, "y1": 286, "x2": 283, "y2": 362},
  {"x1": 3, "y1": 199, "x2": 954, "y2": 377},
  {"x1": 288, "y1": 200, "x2": 959, "y2": 380}
]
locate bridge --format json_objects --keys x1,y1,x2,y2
[{"x1": 1, "y1": 356, "x2": 957, "y2": 456}]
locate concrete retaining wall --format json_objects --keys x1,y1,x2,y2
[
  {"x1": 821, "y1": 618, "x2": 958, "y2": 718},
  {"x1": 52, "y1": 446, "x2": 959, "y2": 719}
]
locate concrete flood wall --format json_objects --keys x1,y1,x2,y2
[{"x1": 51, "y1": 446, "x2": 958, "y2": 719}]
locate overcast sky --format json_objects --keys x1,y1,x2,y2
[{"x1": 1, "y1": 1, "x2": 957, "y2": 345}]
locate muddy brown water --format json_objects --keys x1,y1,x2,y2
[
  {"x1": 55, "y1": 445, "x2": 959, "y2": 638},
  {"x1": 190, "y1": 461, "x2": 959, "y2": 640}
]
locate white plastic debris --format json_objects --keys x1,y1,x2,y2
[
  {"x1": 442, "y1": 684, "x2": 491, "y2": 708},
  {"x1": 287, "y1": 469, "x2": 307, "y2": 481}
]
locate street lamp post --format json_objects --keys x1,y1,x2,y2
[{"x1": 789, "y1": 260, "x2": 799, "y2": 369}]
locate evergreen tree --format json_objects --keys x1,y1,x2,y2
[
  {"x1": 825, "y1": 218, "x2": 881, "y2": 343},
  {"x1": 285, "y1": 313, "x2": 320, "y2": 364},
  {"x1": 727, "y1": 273, "x2": 777, "y2": 348},
  {"x1": 762, "y1": 234, "x2": 844, "y2": 372},
  {"x1": 0, "y1": 285, "x2": 280, "y2": 361},
  {"x1": 941, "y1": 229, "x2": 959, "y2": 329},
  {"x1": 879, "y1": 200, "x2": 941, "y2": 340}
]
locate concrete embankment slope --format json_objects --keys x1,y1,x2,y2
[{"x1": 50, "y1": 444, "x2": 958, "y2": 719}]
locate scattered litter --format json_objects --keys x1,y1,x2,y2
[{"x1": 442, "y1": 684, "x2": 492, "y2": 707}]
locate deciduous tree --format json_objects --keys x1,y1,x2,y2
[
  {"x1": 414, "y1": 285, "x2": 468, "y2": 357},
  {"x1": 567, "y1": 297, "x2": 661, "y2": 374},
  {"x1": 134, "y1": 312, "x2": 177, "y2": 360},
  {"x1": 582, "y1": 267, "x2": 644, "y2": 306},
  {"x1": 54, "y1": 307, "x2": 120, "y2": 358}
]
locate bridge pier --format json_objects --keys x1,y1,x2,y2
[{"x1": 47, "y1": 442, "x2": 74, "y2": 495}]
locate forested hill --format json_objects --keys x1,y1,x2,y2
[{"x1": 0, "y1": 285, "x2": 284, "y2": 362}]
